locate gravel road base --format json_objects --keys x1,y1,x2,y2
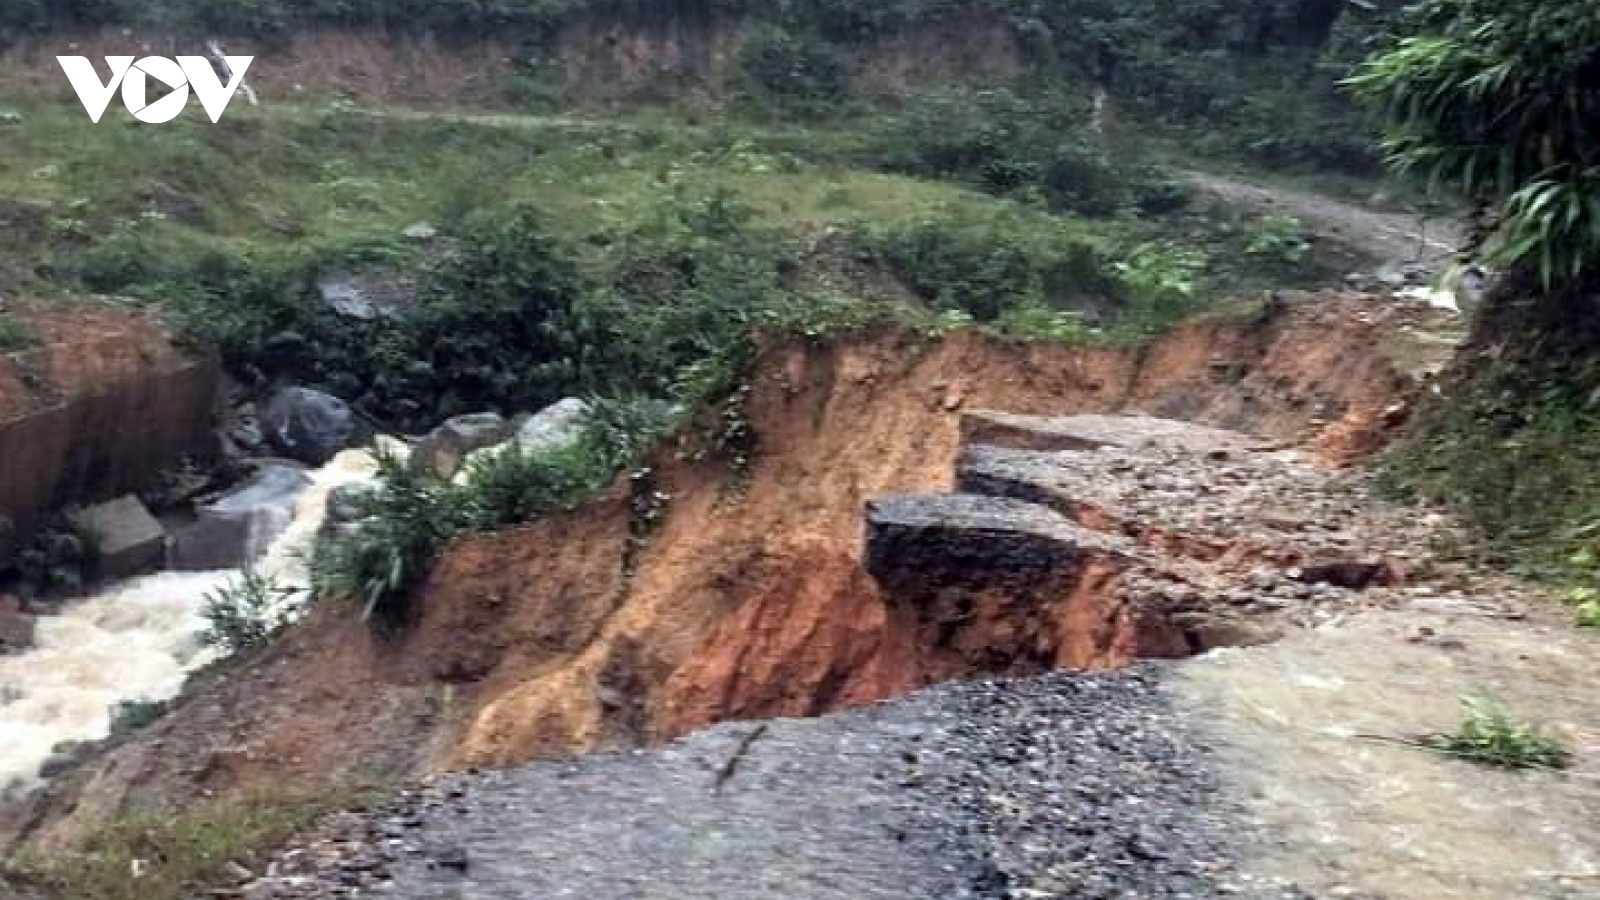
[{"x1": 246, "y1": 666, "x2": 1308, "y2": 900}]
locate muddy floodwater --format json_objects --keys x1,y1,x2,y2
[
  {"x1": 0, "y1": 450, "x2": 378, "y2": 791},
  {"x1": 1174, "y1": 607, "x2": 1600, "y2": 900}
]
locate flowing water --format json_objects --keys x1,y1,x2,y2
[
  {"x1": 1172, "y1": 607, "x2": 1600, "y2": 900},
  {"x1": 0, "y1": 449, "x2": 380, "y2": 792}
]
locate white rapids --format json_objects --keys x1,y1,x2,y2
[{"x1": 0, "y1": 448, "x2": 380, "y2": 791}]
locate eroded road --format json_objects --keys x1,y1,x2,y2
[{"x1": 247, "y1": 672, "x2": 1287, "y2": 900}]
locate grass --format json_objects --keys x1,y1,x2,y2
[
  {"x1": 0, "y1": 311, "x2": 30, "y2": 350},
  {"x1": 0, "y1": 97, "x2": 1334, "y2": 301},
  {"x1": 1, "y1": 786, "x2": 385, "y2": 900}
]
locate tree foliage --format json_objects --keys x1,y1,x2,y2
[{"x1": 1347, "y1": 0, "x2": 1600, "y2": 287}]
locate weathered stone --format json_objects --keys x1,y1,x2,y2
[
  {"x1": 411, "y1": 413, "x2": 514, "y2": 479},
  {"x1": 960, "y1": 411, "x2": 1267, "y2": 456},
  {"x1": 67, "y1": 495, "x2": 165, "y2": 580},
  {"x1": 513, "y1": 399, "x2": 592, "y2": 455},
  {"x1": 261, "y1": 388, "x2": 370, "y2": 466},
  {"x1": 37, "y1": 751, "x2": 78, "y2": 780},
  {"x1": 168, "y1": 463, "x2": 312, "y2": 571},
  {"x1": 0, "y1": 603, "x2": 35, "y2": 652}
]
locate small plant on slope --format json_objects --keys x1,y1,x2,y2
[{"x1": 201, "y1": 567, "x2": 301, "y2": 655}]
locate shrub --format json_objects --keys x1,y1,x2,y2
[
  {"x1": 0, "y1": 312, "x2": 31, "y2": 351},
  {"x1": 311, "y1": 399, "x2": 675, "y2": 628},
  {"x1": 851, "y1": 210, "x2": 1114, "y2": 323},
  {"x1": 1245, "y1": 215, "x2": 1313, "y2": 266},
  {"x1": 735, "y1": 26, "x2": 851, "y2": 113},
  {"x1": 14, "y1": 521, "x2": 97, "y2": 597},
  {"x1": 871, "y1": 88, "x2": 1189, "y2": 217},
  {"x1": 201, "y1": 568, "x2": 300, "y2": 655},
  {"x1": 1348, "y1": 0, "x2": 1600, "y2": 287},
  {"x1": 108, "y1": 698, "x2": 170, "y2": 735}
]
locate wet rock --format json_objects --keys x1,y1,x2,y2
[
  {"x1": 169, "y1": 463, "x2": 311, "y2": 570},
  {"x1": 317, "y1": 270, "x2": 416, "y2": 321},
  {"x1": 513, "y1": 398, "x2": 592, "y2": 455},
  {"x1": 261, "y1": 388, "x2": 370, "y2": 466},
  {"x1": 37, "y1": 749, "x2": 80, "y2": 779},
  {"x1": 411, "y1": 412, "x2": 514, "y2": 479},
  {"x1": 67, "y1": 495, "x2": 166, "y2": 580},
  {"x1": 325, "y1": 483, "x2": 374, "y2": 526},
  {"x1": 0, "y1": 599, "x2": 35, "y2": 652}
]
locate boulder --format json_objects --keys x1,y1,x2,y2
[
  {"x1": 260, "y1": 387, "x2": 369, "y2": 466},
  {"x1": 411, "y1": 412, "x2": 514, "y2": 479},
  {"x1": 453, "y1": 399, "x2": 593, "y2": 480},
  {"x1": 513, "y1": 399, "x2": 592, "y2": 455},
  {"x1": 168, "y1": 463, "x2": 312, "y2": 571},
  {"x1": 0, "y1": 596, "x2": 35, "y2": 653},
  {"x1": 68, "y1": 496, "x2": 166, "y2": 580}
]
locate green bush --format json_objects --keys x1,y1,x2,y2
[
  {"x1": 201, "y1": 567, "x2": 299, "y2": 655},
  {"x1": 1108, "y1": 241, "x2": 1210, "y2": 337},
  {"x1": 0, "y1": 312, "x2": 30, "y2": 351},
  {"x1": 849, "y1": 209, "x2": 1115, "y2": 322},
  {"x1": 151, "y1": 208, "x2": 611, "y2": 433},
  {"x1": 736, "y1": 26, "x2": 851, "y2": 113},
  {"x1": 311, "y1": 399, "x2": 674, "y2": 628},
  {"x1": 871, "y1": 89, "x2": 1189, "y2": 217},
  {"x1": 1348, "y1": 0, "x2": 1600, "y2": 286},
  {"x1": 14, "y1": 521, "x2": 97, "y2": 597}
]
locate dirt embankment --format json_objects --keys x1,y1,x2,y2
[
  {"x1": 11, "y1": 293, "x2": 1455, "y2": 850},
  {"x1": 0, "y1": 302, "x2": 218, "y2": 565},
  {"x1": 0, "y1": 16, "x2": 1022, "y2": 111}
]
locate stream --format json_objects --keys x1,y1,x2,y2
[{"x1": 0, "y1": 449, "x2": 379, "y2": 792}]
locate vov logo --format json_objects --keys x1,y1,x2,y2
[{"x1": 57, "y1": 55, "x2": 254, "y2": 124}]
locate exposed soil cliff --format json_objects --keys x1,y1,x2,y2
[{"x1": 10, "y1": 293, "x2": 1456, "y2": 850}]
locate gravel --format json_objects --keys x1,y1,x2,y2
[{"x1": 243, "y1": 667, "x2": 1306, "y2": 900}]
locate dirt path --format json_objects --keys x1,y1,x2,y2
[{"x1": 1185, "y1": 172, "x2": 1462, "y2": 267}]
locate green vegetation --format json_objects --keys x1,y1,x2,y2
[
  {"x1": 0, "y1": 311, "x2": 29, "y2": 350},
  {"x1": 1, "y1": 788, "x2": 381, "y2": 900},
  {"x1": 1428, "y1": 698, "x2": 1571, "y2": 771},
  {"x1": 1349, "y1": 0, "x2": 1600, "y2": 288},
  {"x1": 200, "y1": 567, "x2": 299, "y2": 654},
  {"x1": 3, "y1": 1, "x2": 1397, "y2": 171},
  {"x1": 13, "y1": 520, "x2": 97, "y2": 597},
  {"x1": 311, "y1": 399, "x2": 675, "y2": 626},
  {"x1": 0, "y1": 1, "x2": 1385, "y2": 628},
  {"x1": 107, "y1": 698, "x2": 171, "y2": 735},
  {"x1": 1358, "y1": 0, "x2": 1600, "y2": 611}
]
